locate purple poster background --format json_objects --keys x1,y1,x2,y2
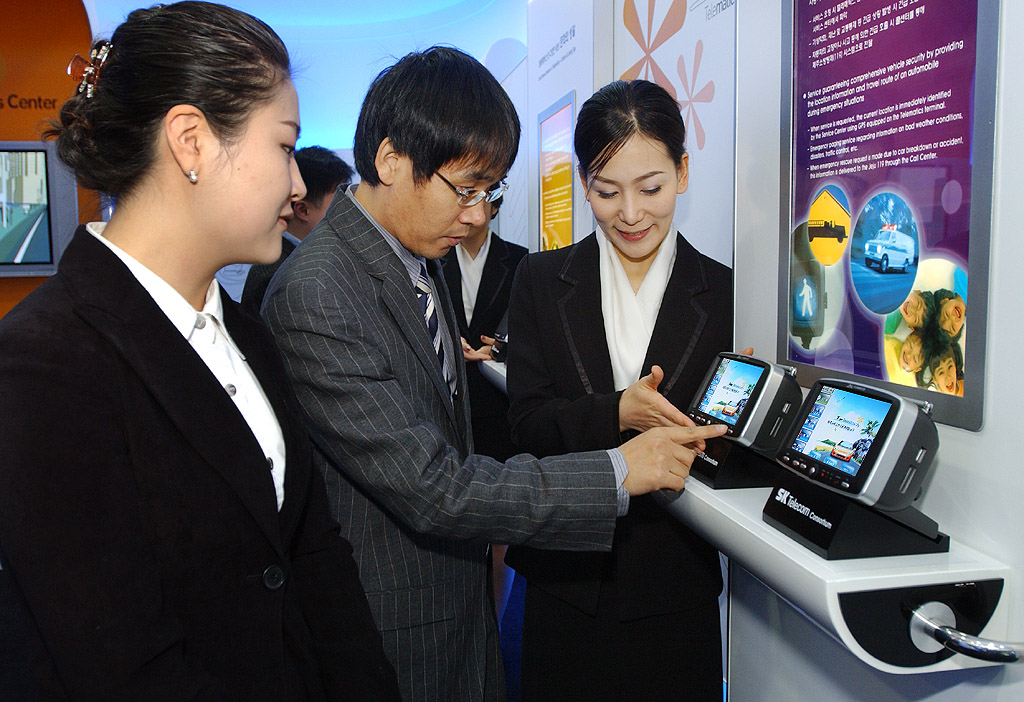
[{"x1": 788, "y1": 0, "x2": 977, "y2": 400}]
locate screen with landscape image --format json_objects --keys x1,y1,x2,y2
[
  {"x1": 790, "y1": 385, "x2": 890, "y2": 477},
  {"x1": 697, "y1": 357, "x2": 765, "y2": 426}
]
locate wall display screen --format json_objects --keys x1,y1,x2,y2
[
  {"x1": 0, "y1": 141, "x2": 76, "y2": 278},
  {"x1": 538, "y1": 91, "x2": 574, "y2": 251},
  {"x1": 778, "y1": 0, "x2": 998, "y2": 430},
  {"x1": 1, "y1": 149, "x2": 53, "y2": 266}
]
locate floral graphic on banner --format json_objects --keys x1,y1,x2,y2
[
  {"x1": 612, "y1": 0, "x2": 736, "y2": 268},
  {"x1": 620, "y1": 0, "x2": 687, "y2": 97},
  {"x1": 620, "y1": 1, "x2": 716, "y2": 151},
  {"x1": 677, "y1": 41, "x2": 715, "y2": 150}
]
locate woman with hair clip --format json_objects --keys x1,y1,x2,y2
[
  {"x1": 0, "y1": 2, "x2": 399, "y2": 699},
  {"x1": 505, "y1": 79, "x2": 736, "y2": 701}
]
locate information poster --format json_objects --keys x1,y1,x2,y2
[
  {"x1": 787, "y1": 0, "x2": 980, "y2": 408},
  {"x1": 539, "y1": 93, "x2": 574, "y2": 251}
]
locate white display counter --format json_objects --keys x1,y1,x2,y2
[{"x1": 656, "y1": 478, "x2": 1012, "y2": 674}]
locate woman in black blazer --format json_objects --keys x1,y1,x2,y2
[
  {"x1": 0, "y1": 3, "x2": 398, "y2": 699},
  {"x1": 506, "y1": 80, "x2": 733, "y2": 701}
]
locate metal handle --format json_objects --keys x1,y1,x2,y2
[{"x1": 910, "y1": 603, "x2": 1023, "y2": 663}]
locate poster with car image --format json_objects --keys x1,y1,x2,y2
[{"x1": 780, "y1": 0, "x2": 994, "y2": 429}]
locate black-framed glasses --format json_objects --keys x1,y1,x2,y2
[{"x1": 435, "y1": 172, "x2": 508, "y2": 207}]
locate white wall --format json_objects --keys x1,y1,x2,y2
[
  {"x1": 498, "y1": 57, "x2": 530, "y2": 250},
  {"x1": 525, "y1": 0, "x2": 613, "y2": 251},
  {"x1": 731, "y1": 0, "x2": 1024, "y2": 699}
]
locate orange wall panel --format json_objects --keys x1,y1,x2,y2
[{"x1": 1, "y1": 0, "x2": 93, "y2": 317}]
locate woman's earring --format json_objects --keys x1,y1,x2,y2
[{"x1": 188, "y1": 170, "x2": 198, "y2": 183}]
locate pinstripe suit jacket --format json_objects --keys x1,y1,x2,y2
[{"x1": 261, "y1": 192, "x2": 620, "y2": 702}]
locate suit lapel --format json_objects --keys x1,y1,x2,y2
[
  {"x1": 643, "y1": 234, "x2": 711, "y2": 397},
  {"x1": 64, "y1": 232, "x2": 284, "y2": 554},
  {"x1": 429, "y1": 258, "x2": 470, "y2": 447},
  {"x1": 221, "y1": 298, "x2": 308, "y2": 543},
  {"x1": 440, "y1": 250, "x2": 469, "y2": 334},
  {"x1": 557, "y1": 235, "x2": 616, "y2": 395},
  {"x1": 470, "y1": 235, "x2": 511, "y2": 340},
  {"x1": 332, "y1": 198, "x2": 462, "y2": 434}
]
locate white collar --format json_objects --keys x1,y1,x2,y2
[
  {"x1": 86, "y1": 222, "x2": 243, "y2": 357},
  {"x1": 596, "y1": 229, "x2": 678, "y2": 391}
]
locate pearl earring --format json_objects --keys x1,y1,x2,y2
[{"x1": 188, "y1": 170, "x2": 198, "y2": 183}]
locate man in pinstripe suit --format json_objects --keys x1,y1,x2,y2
[{"x1": 261, "y1": 47, "x2": 725, "y2": 702}]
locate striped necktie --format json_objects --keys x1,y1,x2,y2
[{"x1": 415, "y1": 262, "x2": 450, "y2": 383}]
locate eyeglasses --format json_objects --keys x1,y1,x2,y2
[{"x1": 435, "y1": 172, "x2": 508, "y2": 207}]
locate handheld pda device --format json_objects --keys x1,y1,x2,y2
[
  {"x1": 688, "y1": 353, "x2": 803, "y2": 454},
  {"x1": 776, "y1": 379, "x2": 938, "y2": 511}
]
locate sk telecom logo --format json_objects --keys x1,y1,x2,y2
[{"x1": 775, "y1": 488, "x2": 791, "y2": 504}]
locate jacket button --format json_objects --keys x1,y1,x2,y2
[{"x1": 262, "y1": 565, "x2": 285, "y2": 590}]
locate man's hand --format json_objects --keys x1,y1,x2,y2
[
  {"x1": 618, "y1": 365, "x2": 692, "y2": 433},
  {"x1": 618, "y1": 424, "x2": 727, "y2": 495}
]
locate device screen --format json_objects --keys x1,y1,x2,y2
[
  {"x1": 1, "y1": 149, "x2": 54, "y2": 266},
  {"x1": 789, "y1": 385, "x2": 892, "y2": 478},
  {"x1": 697, "y1": 357, "x2": 766, "y2": 427}
]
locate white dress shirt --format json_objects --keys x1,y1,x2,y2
[
  {"x1": 87, "y1": 222, "x2": 287, "y2": 510},
  {"x1": 455, "y1": 231, "x2": 491, "y2": 326}
]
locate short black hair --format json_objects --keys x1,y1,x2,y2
[
  {"x1": 575, "y1": 80, "x2": 685, "y2": 182},
  {"x1": 353, "y1": 46, "x2": 520, "y2": 187},
  {"x1": 294, "y1": 146, "x2": 352, "y2": 205},
  {"x1": 46, "y1": 1, "x2": 290, "y2": 199},
  {"x1": 489, "y1": 195, "x2": 503, "y2": 219}
]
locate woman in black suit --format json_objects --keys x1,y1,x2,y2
[
  {"x1": 0, "y1": 3, "x2": 398, "y2": 699},
  {"x1": 506, "y1": 80, "x2": 733, "y2": 701}
]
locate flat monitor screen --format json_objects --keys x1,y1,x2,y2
[
  {"x1": 1, "y1": 149, "x2": 53, "y2": 266},
  {"x1": 696, "y1": 356, "x2": 766, "y2": 427},
  {"x1": 789, "y1": 385, "x2": 893, "y2": 480},
  {"x1": 0, "y1": 141, "x2": 76, "y2": 277}
]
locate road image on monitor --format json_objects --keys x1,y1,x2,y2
[
  {"x1": 789, "y1": 386, "x2": 890, "y2": 478},
  {"x1": 696, "y1": 357, "x2": 765, "y2": 427},
  {"x1": 1, "y1": 150, "x2": 53, "y2": 265}
]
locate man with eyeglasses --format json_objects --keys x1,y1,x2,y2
[{"x1": 261, "y1": 46, "x2": 724, "y2": 702}]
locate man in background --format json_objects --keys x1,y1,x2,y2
[
  {"x1": 440, "y1": 194, "x2": 525, "y2": 625},
  {"x1": 240, "y1": 146, "x2": 352, "y2": 314},
  {"x1": 440, "y1": 193, "x2": 524, "y2": 463}
]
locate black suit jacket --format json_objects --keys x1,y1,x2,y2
[
  {"x1": 505, "y1": 232, "x2": 732, "y2": 620},
  {"x1": 440, "y1": 233, "x2": 527, "y2": 460},
  {"x1": 0, "y1": 229, "x2": 398, "y2": 700},
  {"x1": 241, "y1": 234, "x2": 298, "y2": 317}
]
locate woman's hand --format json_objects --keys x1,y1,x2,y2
[
  {"x1": 461, "y1": 336, "x2": 494, "y2": 362},
  {"x1": 618, "y1": 365, "x2": 693, "y2": 433}
]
